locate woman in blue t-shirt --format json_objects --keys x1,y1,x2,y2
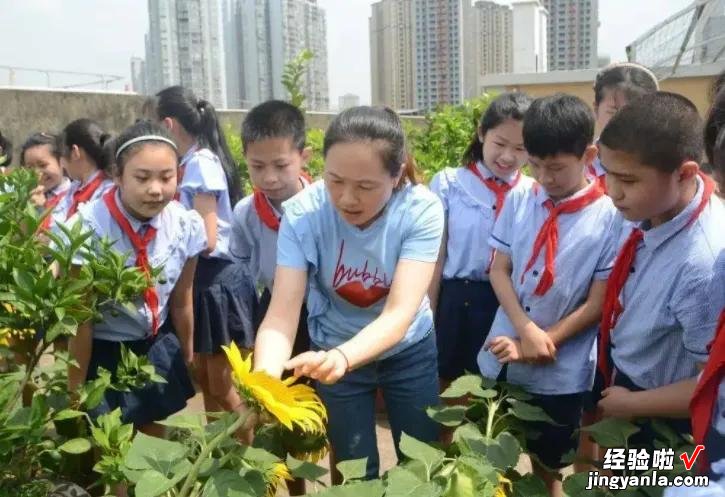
[{"x1": 253, "y1": 106, "x2": 445, "y2": 479}]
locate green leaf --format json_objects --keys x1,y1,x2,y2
[
  {"x1": 399, "y1": 432, "x2": 445, "y2": 476},
  {"x1": 58, "y1": 437, "x2": 92, "y2": 454},
  {"x1": 512, "y1": 473, "x2": 549, "y2": 497},
  {"x1": 54, "y1": 408, "x2": 85, "y2": 421},
  {"x1": 485, "y1": 432, "x2": 521, "y2": 470},
  {"x1": 441, "y1": 375, "x2": 497, "y2": 399},
  {"x1": 452, "y1": 423, "x2": 485, "y2": 445},
  {"x1": 286, "y1": 454, "x2": 328, "y2": 481},
  {"x1": 508, "y1": 400, "x2": 558, "y2": 424},
  {"x1": 158, "y1": 413, "x2": 206, "y2": 432},
  {"x1": 427, "y1": 405, "x2": 466, "y2": 427},
  {"x1": 238, "y1": 444, "x2": 282, "y2": 464},
  {"x1": 134, "y1": 469, "x2": 175, "y2": 497},
  {"x1": 580, "y1": 418, "x2": 640, "y2": 448},
  {"x1": 125, "y1": 432, "x2": 188, "y2": 473},
  {"x1": 202, "y1": 469, "x2": 256, "y2": 497},
  {"x1": 563, "y1": 471, "x2": 610, "y2": 497},
  {"x1": 310, "y1": 480, "x2": 385, "y2": 497},
  {"x1": 45, "y1": 316, "x2": 77, "y2": 343},
  {"x1": 337, "y1": 457, "x2": 368, "y2": 482},
  {"x1": 386, "y1": 466, "x2": 442, "y2": 497}
]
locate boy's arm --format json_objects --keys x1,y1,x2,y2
[
  {"x1": 547, "y1": 279, "x2": 606, "y2": 346},
  {"x1": 489, "y1": 251, "x2": 556, "y2": 362},
  {"x1": 599, "y1": 377, "x2": 697, "y2": 418}
]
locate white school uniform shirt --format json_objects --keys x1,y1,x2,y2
[
  {"x1": 177, "y1": 146, "x2": 234, "y2": 261},
  {"x1": 429, "y1": 161, "x2": 534, "y2": 281},
  {"x1": 65, "y1": 191, "x2": 207, "y2": 341},
  {"x1": 477, "y1": 182, "x2": 619, "y2": 395},
  {"x1": 55, "y1": 170, "x2": 114, "y2": 222},
  {"x1": 609, "y1": 175, "x2": 725, "y2": 390},
  {"x1": 43, "y1": 177, "x2": 71, "y2": 225}
]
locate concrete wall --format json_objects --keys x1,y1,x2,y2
[{"x1": 0, "y1": 87, "x2": 380, "y2": 162}]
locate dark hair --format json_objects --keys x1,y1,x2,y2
[
  {"x1": 61, "y1": 119, "x2": 112, "y2": 173},
  {"x1": 151, "y1": 86, "x2": 242, "y2": 203},
  {"x1": 242, "y1": 100, "x2": 306, "y2": 152},
  {"x1": 463, "y1": 92, "x2": 532, "y2": 165},
  {"x1": 600, "y1": 92, "x2": 703, "y2": 173},
  {"x1": 20, "y1": 132, "x2": 60, "y2": 166},
  {"x1": 594, "y1": 63, "x2": 659, "y2": 107},
  {"x1": 710, "y1": 69, "x2": 725, "y2": 103},
  {"x1": 113, "y1": 120, "x2": 178, "y2": 175},
  {"x1": 323, "y1": 106, "x2": 419, "y2": 187},
  {"x1": 705, "y1": 88, "x2": 725, "y2": 165},
  {"x1": 0, "y1": 131, "x2": 12, "y2": 166},
  {"x1": 523, "y1": 94, "x2": 595, "y2": 159},
  {"x1": 714, "y1": 127, "x2": 725, "y2": 190}
]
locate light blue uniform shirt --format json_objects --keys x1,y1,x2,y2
[
  {"x1": 610, "y1": 175, "x2": 725, "y2": 390},
  {"x1": 177, "y1": 146, "x2": 233, "y2": 260},
  {"x1": 477, "y1": 182, "x2": 619, "y2": 395},
  {"x1": 66, "y1": 191, "x2": 207, "y2": 341},
  {"x1": 430, "y1": 162, "x2": 534, "y2": 281},
  {"x1": 277, "y1": 181, "x2": 445, "y2": 359}
]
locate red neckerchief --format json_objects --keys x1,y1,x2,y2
[
  {"x1": 102, "y1": 187, "x2": 160, "y2": 335},
  {"x1": 253, "y1": 172, "x2": 313, "y2": 231},
  {"x1": 466, "y1": 162, "x2": 521, "y2": 219},
  {"x1": 38, "y1": 188, "x2": 68, "y2": 232},
  {"x1": 66, "y1": 172, "x2": 107, "y2": 219},
  {"x1": 520, "y1": 184, "x2": 605, "y2": 295}
]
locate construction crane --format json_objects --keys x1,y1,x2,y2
[{"x1": 0, "y1": 65, "x2": 123, "y2": 90}]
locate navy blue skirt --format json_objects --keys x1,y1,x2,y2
[
  {"x1": 193, "y1": 257, "x2": 259, "y2": 354},
  {"x1": 86, "y1": 325, "x2": 195, "y2": 427},
  {"x1": 435, "y1": 278, "x2": 499, "y2": 381}
]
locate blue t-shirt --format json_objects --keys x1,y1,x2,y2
[{"x1": 277, "y1": 181, "x2": 444, "y2": 359}]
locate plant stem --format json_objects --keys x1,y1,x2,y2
[
  {"x1": 485, "y1": 400, "x2": 498, "y2": 439},
  {"x1": 176, "y1": 410, "x2": 251, "y2": 497},
  {"x1": 11, "y1": 340, "x2": 48, "y2": 409}
]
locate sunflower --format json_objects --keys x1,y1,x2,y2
[
  {"x1": 281, "y1": 426, "x2": 330, "y2": 463},
  {"x1": 222, "y1": 342, "x2": 327, "y2": 433},
  {"x1": 264, "y1": 462, "x2": 293, "y2": 497},
  {"x1": 494, "y1": 474, "x2": 512, "y2": 497}
]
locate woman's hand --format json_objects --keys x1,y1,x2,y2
[
  {"x1": 284, "y1": 349, "x2": 349, "y2": 385},
  {"x1": 485, "y1": 336, "x2": 524, "y2": 363},
  {"x1": 518, "y1": 322, "x2": 556, "y2": 364}
]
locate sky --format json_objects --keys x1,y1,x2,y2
[{"x1": 0, "y1": 0, "x2": 695, "y2": 107}]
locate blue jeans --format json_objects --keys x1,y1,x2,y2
[{"x1": 315, "y1": 332, "x2": 440, "y2": 479}]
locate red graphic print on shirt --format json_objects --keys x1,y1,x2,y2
[{"x1": 332, "y1": 239, "x2": 391, "y2": 308}]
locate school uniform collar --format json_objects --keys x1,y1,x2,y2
[
  {"x1": 179, "y1": 142, "x2": 200, "y2": 167},
  {"x1": 475, "y1": 160, "x2": 519, "y2": 186},
  {"x1": 534, "y1": 179, "x2": 599, "y2": 207},
  {"x1": 113, "y1": 189, "x2": 162, "y2": 232},
  {"x1": 46, "y1": 177, "x2": 71, "y2": 198},
  {"x1": 591, "y1": 156, "x2": 606, "y2": 177},
  {"x1": 638, "y1": 174, "x2": 707, "y2": 251}
]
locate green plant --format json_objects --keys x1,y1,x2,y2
[
  {"x1": 407, "y1": 94, "x2": 495, "y2": 182},
  {"x1": 282, "y1": 49, "x2": 314, "y2": 112}
]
